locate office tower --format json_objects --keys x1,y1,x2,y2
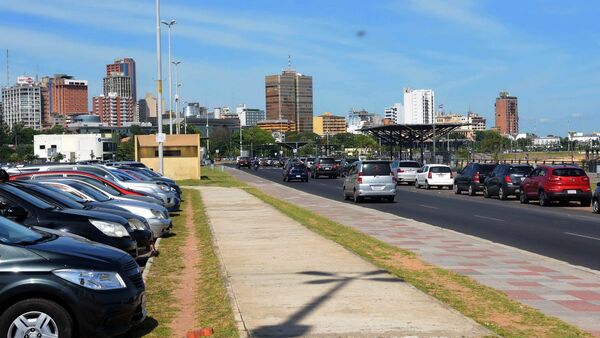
[
  {"x1": 106, "y1": 58, "x2": 136, "y2": 102},
  {"x1": 495, "y1": 91, "x2": 518, "y2": 135},
  {"x1": 1, "y1": 76, "x2": 43, "y2": 130},
  {"x1": 41, "y1": 74, "x2": 88, "y2": 126},
  {"x1": 237, "y1": 104, "x2": 266, "y2": 127}
]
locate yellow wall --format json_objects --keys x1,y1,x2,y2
[
  {"x1": 135, "y1": 134, "x2": 201, "y2": 180},
  {"x1": 140, "y1": 157, "x2": 200, "y2": 180},
  {"x1": 313, "y1": 116, "x2": 324, "y2": 135}
]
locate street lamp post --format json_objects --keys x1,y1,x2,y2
[
  {"x1": 161, "y1": 19, "x2": 176, "y2": 135},
  {"x1": 155, "y1": 0, "x2": 164, "y2": 174},
  {"x1": 172, "y1": 60, "x2": 181, "y2": 134}
]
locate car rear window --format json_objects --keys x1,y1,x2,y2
[
  {"x1": 430, "y1": 166, "x2": 451, "y2": 173},
  {"x1": 553, "y1": 168, "x2": 586, "y2": 177},
  {"x1": 399, "y1": 161, "x2": 420, "y2": 168},
  {"x1": 319, "y1": 158, "x2": 335, "y2": 164},
  {"x1": 509, "y1": 166, "x2": 533, "y2": 175},
  {"x1": 362, "y1": 162, "x2": 391, "y2": 176},
  {"x1": 292, "y1": 164, "x2": 306, "y2": 169},
  {"x1": 478, "y1": 164, "x2": 496, "y2": 174}
]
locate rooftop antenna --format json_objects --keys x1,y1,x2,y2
[
  {"x1": 287, "y1": 54, "x2": 292, "y2": 70},
  {"x1": 5, "y1": 49, "x2": 9, "y2": 86}
]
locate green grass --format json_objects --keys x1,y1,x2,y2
[
  {"x1": 181, "y1": 168, "x2": 592, "y2": 338},
  {"x1": 189, "y1": 189, "x2": 239, "y2": 338}
]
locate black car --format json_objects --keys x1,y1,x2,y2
[
  {"x1": 12, "y1": 182, "x2": 154, "y2": 260},
  {"x1": 483, "y1": 164, "x2": 533, "y2": 200},
  {"x1": 0, "y1": 183, "x2": 139, "y2": 257},
  {"x1": 310, "y1": 157, "x2": 338, "y2": 179},
  {"x1": 0, "y1": 215, "x2": 145, "y2": 337},
  {"x1": 453, "y1": 163, "x2": 498, "y2": 196},
  {"x1": 283, "y1": 162, "x2": 309, "y2": 182},
  {"x1": 237, "y1": 157, "x2": 251, "y2": 168}
]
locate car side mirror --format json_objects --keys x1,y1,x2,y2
[
  {"x1": 417, "y1": 169, "x2": 423, "y2": 173},
  {"x1": 5, "y1": 206, "x2": 28, "y2": 222},
  {"x1": 596, "y1": 182, "x2": 600, "y2": 187}
]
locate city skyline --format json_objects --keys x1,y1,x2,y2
[{"x1": 0, "y1": 0, "x2": 599, "y2": 135}]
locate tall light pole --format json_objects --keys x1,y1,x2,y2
[
  {"x1": 155, "y1": 0, "x2": 164, "y2": 174},
  {"x1": 161, "y1": 19, "x2": 176, "y2": 135},
  {"x1": 172, "y1": 60, "x2": 181, "y2": 134}
]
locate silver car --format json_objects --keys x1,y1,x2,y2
[
  {"x1": 390, "y1": 160, "x2": 421, "y2": 185},
  {"x1": 343, "y1": 160, "x2": 396, "y2": 203}
]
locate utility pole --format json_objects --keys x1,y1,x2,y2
[
  {"x1": 155, "y1": 0, "x2": 164, "y2": 174},
  {"x1": 161, "y1": 19, "x2": 176, "y2": 135},
  {"x1": 172, "y1": 60, "x2": 181, "y2": 134}
]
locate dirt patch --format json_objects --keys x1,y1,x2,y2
[{"x1": 168, "y1": 198, "x2": 201, "y2": 337}]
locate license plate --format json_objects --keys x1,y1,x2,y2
[
  {"x1": 515, "y1": 189, "x2": 520, "y2": 193},
  {"x1": 371, "y1": 185, "x2": 385, "y2": 190},
  {"x1": 437, "y1": 174, "x2": 445, "y2": 177},
  {"x1": 296, "y1": 175, "x2": 301, "y2": 178},
  {"x1": 568, "y1": 190, "x2": 577, "y2": 194}
]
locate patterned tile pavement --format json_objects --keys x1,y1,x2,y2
[{"x1": 228, "y1": 168, "x2": 600, "y2": 337}]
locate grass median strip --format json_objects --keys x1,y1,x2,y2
[{"x1": 180, "y1": 168, "x2": 591, "y2": 338}]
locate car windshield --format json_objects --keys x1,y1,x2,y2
[
  {"x1": 553, "y1": 168, "x2": 586, "y2": 177},
  {"x1": 68, "y1": 182, "x2": 111, "y2": 202},
  {"x1": 19, "y1": 185, "x2": 82, "y2": 210},
  {"x1": 140, "y1": 169, "x2": 159, "y2": 177},
  {"x1": 123, "y1": 170, "x2": 152, "y2": 181},
  {"x1": 292, "y1": 164, "x2": 306, "y2": 170},
  {"x1": 510, "y1": 166, "x2": 533, "y2": 175},
  {"x1": 111, "y1": 170, "x2": 135, "y2": 181},
  {"x1": 431, "y1": 166, "x2": 451, "y2": 173},
  {"x1": 399, "y1": 161, "x2": 420, "y2": 168},
  {"x1": 0, "y1": 216, "x2": 44, "y2": 245},
  {"x1": 478, "y1": 165, "x2": 496, "y2": 174},
  {"x1": 319, "y1": 158, "x2": 335, "y2": 164},
  {"x1": 362, "y1": 162, "x2": 392, "y2": 176},
  {"x1": 77, "y1": 177, "x2": 123, "y2": 196},
  {"x1": 0, "y1": 184, "x2": 55, "y2": 210},
  {"x1": 307, "y1": 158, "x2": 315, "y2": 161}
]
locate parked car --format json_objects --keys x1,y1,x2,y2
[
  {"x1": 305, "y1": 157, "x2": 316, "y2": 170},
  {"x1": 340, "y1": 158, "x2": 358, "y2": 177},
  {"x1": 453, "y1": 163, "x2": 498, "y2": 196},
  {"x1": 116, "y1": 166, "x2": 181, "y2": 197},
  {"x1": 592, "y1": 183, "x2": 600, "y2": 213},
  {"x1": 415, "y1": 164, "x2": 454, "y2": 189},
  {"x1": 343, "y1": 160, "x2": 396, "y2": 203},
  {"x1": 0, "y1": 182, "x2": 140, "y2": 257},
  {"x1": 310, "y1": 157, "x2": 338, "y2": 179},
  {"x1": 390, "y1": 160, "x2": 421, "y2": 185},
  {"x1": 283, "y1": 162, "x2": 309, "y2": 182},
  {"x1": 237, "y1": 156, "x2": 251, "y2": 168},
  {"x1": 483, "y1": 164, "x2": 533, "y2": 200},
  {"x1": 519, "y1": 165, "x2": 592, "y2": 206},
  {"x1": 0, "y1": 215, "x2": 145, "y2": 338}
]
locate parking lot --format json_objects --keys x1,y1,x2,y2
[{"x1": 237, "y1": 165, "x2": 600, "y2": 271}]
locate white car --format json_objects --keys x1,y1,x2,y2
[
  {"x1": 390, "y1": 160, "x2": 421, "y2": 185},
  {"x1": 415, "y1": 164, "x2": 454, "y2": 189}
]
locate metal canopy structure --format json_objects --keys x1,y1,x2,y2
[
  {"x1": 360, "y1": 123, "x2": 464, "y2": 145},
  {"x1": 276, "y1": 141, "x2": 309, "y2": 150}
]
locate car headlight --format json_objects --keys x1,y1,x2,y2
[
  {"x1": 53, "y1": 269, "x2": 126, "y2": 290},
  {"x1": 151, "y1": 209, "x2": 165, "y2": 219},
  {"x1": 128, "y1": 218, "x2": 146, "y2": 230},
  {"x1": 89, "y1": 219, "x2": 129, "y2": 237},
  {"x1": 158, "y1": 184, "x2": 170, "y2": 192}
]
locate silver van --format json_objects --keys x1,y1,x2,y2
[{"x1": 343, "y1": 160, "x2": 396, "y2": 203}]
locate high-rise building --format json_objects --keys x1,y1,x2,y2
[
  {"x1": 1, "y1": 76, "x2": 43, "y2": 130},
  {"x1": 265, "y1": 65, "x2": 313, "y2": 132},
  {"x1": 103, "y1": 73, "x2": 132, "y2": 98},
  {"x1": 92, "y1": 93, "x2": 134, "y2": 127},
  {"x1": 237, "y1": 104, "x2": 266, "y2": 127},
  {"x1": 40, "y1": 74, "x2": 88, "y2": 126},
  {"x1": 138, "y1": 93, "x2": 158, "y2": 124},
  {"x1": 106, "y1": 58, "x2": 136, "y2": 102},
  {"x1": 313, "y1": 112, "x2": 346, "y2": 136},
  {"x1": 384, "y1": 103, "x2": 403, "y2": 124},
  {"x1": 495, "y1": 91, "x2": 518, "y2": 135},
  {"x1": 402, "y1": 88, "x2": 434, "y2": 124}
]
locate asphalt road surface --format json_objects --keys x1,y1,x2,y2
[{"x1": 236, "y1": 166, "x2": 600, "y2": 271}]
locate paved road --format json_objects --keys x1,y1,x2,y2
[{"x1": 235, "y1": 166, "x2": 600, "y2": 271}]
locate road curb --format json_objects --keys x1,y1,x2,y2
[{"x1": 142, "y1": 237, "x2": 161, "y2": 281}]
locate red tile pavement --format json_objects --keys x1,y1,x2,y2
[
  {"x1": 520, "y1": 265, "x2": 558, "y2": 273},
  {"x1": 504, "y1": 290, "x2": 544, "y2": 300},
  {"x1": 566, "y1": 291, "x2": 600, "y2": 301},
  {"x1": 571, "y1": 283, "x2": 600, "y2": 288},
  {"x1": 508, "y1": 281, "x2": 544, "y2": 287},
  {"x1": 556, "y1": 300, "x2": 600, "y2": 312},
  {"x1": 511, "y1": 271, "x2": 542, "y2": 276}
]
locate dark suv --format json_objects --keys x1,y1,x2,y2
[
  {"x1": 483, "y1": 164, "x2": 533, "y2": 200},
  {"x1": 520, "y1": 165, "x2": 592, "y2": 206},
  {"x1": 310, "y1": 157, "x2": 338, "y2": 179},
  {"x1": 453, "y1": 163, "x2": 498, "y2": 196},
  {"x1": 0, "y1": 215, "x2": 145, "y2": 338},
  {"x1": 236, "y1": 157, "x2": 250, "y2": 168}
]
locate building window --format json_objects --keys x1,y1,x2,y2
[{"x1": 39, "y1": 145, "x2": 45, "y2": 150}]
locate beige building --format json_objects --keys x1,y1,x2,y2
[
  {"x1": 256, "y1": 119, "x2": 296, "y2": 133},
  {"x1": 135, "y1": 134, "x2": 201, "y2": 180},
  {"x1": 313, "y1": 112, "x2": 346, "y2": 136},
  {"x1": 265, "y1": 66, "x2": 313, "y2": 132},
  {"x1": 435, "y1": 112, "x2": 486, "y2": 140}
]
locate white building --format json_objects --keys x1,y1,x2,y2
[
  {"x1": 1, "y1": 76, "x2": 43, "y2": 130},
  {"x1": 403, "y1": 88, "x2": 434, "y2": 124},
  {"x1": 533, "y1": 136, "x2": 561, "y2": 147},
  {"x1": 569, "y1": 132, "x2": 600, "y2": 143},
  {"x1": 34, "y1": 134, "x2": 117, "y2": 162},
  {"x1": 347, "y1": 109, "x2": 383, "y2": 134},
  {"x1": 237, "y1": 104, "x2": 266, "y2": 126},
  {"x1": 384, "y1": 103, "x2": 403, "y2": 124}
]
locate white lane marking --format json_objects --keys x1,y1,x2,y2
[
  {"x1": 473, "y1": 215, "x2": 505, "y2": 222},
  {"x1": 418, "y1": 204, "x2": 439, "y2": 210},
  {"x1": 564, "y1": 232, "x2": 600, "y2": 241}
]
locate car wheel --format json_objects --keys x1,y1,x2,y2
[
  {"x1": 581, "y1": 199, "x2": 591, "y2": 207},
  {"x1": 283, "y1": 176, "x2": 287, "y2": 182},
  {"x1": 453, "y1": 184, "x2": 461, "y2": 194},
  {"x1": 0, "y1": 299, "x2": 73, "y2": 338},
  {"x1": 593, "y1": 199, "x2": 600, "y2": 213},
  {"x1": 519, "y1": 192, "x2": 529, "y2": 204},
  {"x1": 353, "y1": 190, "x2": 362, "y2": 203},
  {"x1": 343, "y1": 187, "x2": 349, "y2": 200},
  {"x1": 414, "y1": 181, "x2": 420, "y2": 189},
  {"x1": 425, "y1": 181, "x2": 430, "y2": 190},
  {"x1": 498, "y1": 186, "x2": 507, "y2": 200},
  {"x1": 539, "y1": 191, "x2": 550, "y2": 207},
  {"x1": 387, "y1": 196, "x2": 395, "y2": 203},
  {"x1": 468, "y1": 184, "x2": 476, "y2": 196},
  {"x1": 483, "y1": 186, "x2": 490, "y2": 198}
]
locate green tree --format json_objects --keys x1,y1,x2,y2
[
  {"x1": 474, "y1": 130, "x2": 507, "y2": 159},
  {"x1": 116, "y1": 139, "x2": 134, "y2": 161},
  {"x1": 52, "y1": 152, "x2": 65, "y2": 162}
]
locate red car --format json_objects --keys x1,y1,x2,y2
[{"x1": 519, "y1": 165, "x2": 592, "y2": 206}]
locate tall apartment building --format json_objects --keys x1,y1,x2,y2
[
  {"x1": 103, "y1": 73, "x2": 132, "y2": 98},
  {"x1": 92, "y1": 93, "x2": 134, "y2": 127},
  {"x1": 265, "y1": 66, "x2": 313, "y2": 132},
  {"x1": 138, "y1": 93, "x2": 158, "y2": 124},
  {"x1": 313, "y1": 112, "x2": 346, "y2": 136},
  {"x1": 403, "y1": 88, "x2": 435, "y2": 124},
  {"x1": 1, "y1": 76, "x2": 43, "y2": 130},
  {"x1": 106, "y1": 58, "x2": 136, "y2": 102},
  {"x1": 40, "y1": 74, "x2": 88, "y2": 126},
  {"x1": 237, "y1": 104, "x2": 266, "y2": 127},
  {"x1": 494, "y1": 91, "x2": 518, "y2": 135},
  {"x1": 384, "y1": 103, "x2": 403, "y2": 124}
]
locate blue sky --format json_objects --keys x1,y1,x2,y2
[{"x1": 1, "y1": 0, "x2": 599, "y2": 136}]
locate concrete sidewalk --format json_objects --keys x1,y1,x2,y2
[
  {"x1": 227, "y1": 167, "x2": 600, "y2": 337},
  {"x1": 194, "y1": 186, "x2": 490, "y2": 337}
]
